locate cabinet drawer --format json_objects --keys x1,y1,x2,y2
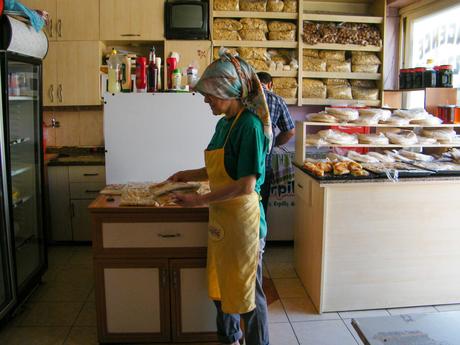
[
  {"x1": 70, "y1": 182, "x2": 105, "y2": 199},
  {"x1": 69, "y1": 166, "x2": 106, "y2": 183},
  {"x1": 295, "y1": 168, "x2": 313, "y2": 205},
  {"x1": 102, "y1": 222, "x2": 208, "y2": 248}
]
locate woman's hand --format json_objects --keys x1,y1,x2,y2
[{"x1": 171, "y1": 192, "x2": 206, "y2": 207}]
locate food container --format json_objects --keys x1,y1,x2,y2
[
  {"x1": 436, "y1": 105, "x2": 456, "y2": 124},
  {"x1": 437, "y1": 65, "x2": 453, "y2": 87},
  {"x1": 399, "y1": 69, "x2": 407, "y2": 89},
  {"x1": 456, "y1": 106, "x2": 460, "y2": 124},
  {"x1": 423, "y1": 68, "x2": 436, "y2": 88},
  {"x1": 413, "y1": 67, "x2": 425, "y2": 89},
  {"x1": 405, "y1": 68, "x2": 414, "y2": 89}
]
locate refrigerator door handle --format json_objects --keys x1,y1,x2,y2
[{"x1": 48, "y1": 85, "x2": 54, "y2": 103}]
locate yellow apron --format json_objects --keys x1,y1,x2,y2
[{"x1": 205, "y1": 110, "x2": 261, "y2": 314}]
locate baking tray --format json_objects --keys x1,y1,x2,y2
[
  {"x1": 295, "y1": 164, "x2": 381, "y2": 181},
  {"x1": 361, "y1": 162, "x2": 435, "y2": 178},
  {"x1": 409, "y1": 161, "x2": 460, "y2": 177}
]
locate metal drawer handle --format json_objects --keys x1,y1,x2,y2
[
  {"x1": 48, "y1": 85, "x2": 54, "y2": 102},
  {"x1": 83, "y1": 173, "x2": 99, "y2": 176},
  {"x1": 158, "y1": 233, "x2": 181, "y2": 238},
  {"x1": 48, "y1": 19, "x2": 53, "y2": 37},
  {"x1": 297, "y1": 183, "x2": 303, "y2": 189},
  {"x1": 85, "y1": 190, "x2": 101, "y2": 193},
  {"x1": 57, "y1": 19, "x2": 62, "y2": 37},
  {"x1": 120, "y1": 33, "x2": 141, "y2": 37},
  {"x1": 57, "y1": 84, "x2": 62, "y2": 102}
]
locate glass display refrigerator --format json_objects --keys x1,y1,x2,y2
[{"x1": 0, "y1": 50, "x2": 46, "y2": 322}]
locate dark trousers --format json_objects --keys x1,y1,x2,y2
[
  {"x1": 213, "y1": 238, "x2": 269, "y2": 345},
  {"x1": 260, "y1": 168, "x2": 272, "y2": 217}
]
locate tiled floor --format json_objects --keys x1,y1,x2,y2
[{"x1": 1, "y1": 245, "x2": 460, "y2": 345}]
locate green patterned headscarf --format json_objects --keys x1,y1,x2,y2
[{"x1": 194, "y1": 51, "x2": 273, "y2": 149}]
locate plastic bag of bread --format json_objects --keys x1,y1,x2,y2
[
  {"x1": 358, "y1": 133, "x2": 389, "y2": 145},
  {"x1": 307, "y1": 112, "x2": 336, "y2": 122},
  {"x1": 410, "y1": 115, "x2": 443, "y2": 126},
  {"x1": 327, "y1": 60, "x2": 351, "y2": 73},
  {"x1": 238, "y1": 47, "x2": 267, "y2": 60},
  {"x1": 323, "y1": 79, "x2": 350, "y2": 87},
  {"x1": 283, "y1": 0, "x2": 297, "y2": 12},
  {"x1": 271, "y1": 55, "x2": 290, "y2": 64},
  {"x1": 325, "y1": 107, "x2": 358, "y2": 118},
  {"x1": 319, "y1": 50, "x2": 345, "y2": 62},
  {"x1": 358, "y1": 108, "x2": 392, "y2": 121},
  {"x1": 347, "y1": 151, "x2": 380, "y2": 163},
  {"x1": 421, "y1": 129, "x2": 456, "y2": 141},
  {"x1": 385, "y1": 130, "x2": 418, "y2": 145},
  {"x1": 303, "y1": 49, "x2": 319, "y2": 58},
  {"x1": 247, "y1": 59, "x2": 270, "y2": 71},
  {"x1": 239, "y1": 29, "x2": 267, "y2": 41},
  {"x1": 213, "y1": 30, "x2": 241, "y2": 41},
  {"x1": 214, "y1": 0, "x2": 238, "y2": 10},
  {"x1": 303, "y1": 22, "x2": 320, "y2": 44},
  {"x1": 352, "y1": 87, "x2": 379, "y2": 100},
  {"x1": 303, "y1": 56, "x2": 326, "y2": 71},
  {"x1": 393, "y1": 109, "x2": 429, "y2": 120},
  {"x1": 120, "y1": 185, "x2": 158, "y2": 206},
  {"x1": 267, "y1": 0, "x2": 284, "y2": 11},
  {"x1": 306, "y1": 134, "x2": 329, "y2": 146},
  {"x1": 380, "y1": 116, "x2": 410, "y2": 125},
  {"x1": 319, "y1": 23, "x2": 338, "y2": 43},
  {"x1": 351, "y1": 52, "x2": 381, "y2": 65},
  {"x1": 214, "y1": 19, "x2": 243, "y2": 31},
  {"x1": 302, "y1": 79, "x2": 326, "y2": 99},
  {"x1": 240, "y1": 18, "x2": 268, "y2": 32},
  {"x1": 327, "y1": 85, "x2": 352, "y2": 100},
  {"x1": 352, "y1": 114, "x2": 380, "y2": 125},
  {"x1": 240, "y1": 0, "x2": 267, "y2": 11},
  {"x1": 273, "y1": 87, "x2": 297, "y2": 98},
  {"x1": 273, "y1": 77, "x2": 297, "y2": 88},
  {"x1": 269, "y1": 30, "x2": 296, "y2": 41},
  {"x1": 352, "y1": 64, "x2": 380, "y2": 73},
  {"x1": 268, "y1": 21, "x2": 296, "y2": 32},
  {"x1": 350, "y1": 79, "x2": 376, "y2": 88},
  {"x1": 213, "y1": 47, "x2": 239, "y2": 60},
  {"x1": 318, "y1": 129, "x2": 358, "y2": 145}
]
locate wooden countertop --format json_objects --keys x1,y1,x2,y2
[{"x1": 89, "y1": 195, "x2": 209, "y2": 219}]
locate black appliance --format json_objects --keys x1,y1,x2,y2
[{"x1": 165, "y1": 0, "x2": 209, "y2": 40}]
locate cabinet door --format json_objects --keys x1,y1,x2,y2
[
  {"x1": 43, "y1": 41, "x2": 58, "y2": 106},
  {"x1": 95, "y1": 259, "x2": 170, "y2": 343},
  {"x1": 164, "y1": 41, "x2": 211, "y2": 88},
  {"x1": 48, "y1": 167, "x2": 72, "y2": 241},
  {"x1": 70, "y1": 199, "x2": 93, "y2": 241},
  {"x1": 170, "y1": 259, "x2": 218, "y2": 342},
  {"x1": 21, "y1": 0, "x2": 57, "y2": 40},
  {"x1": 100, "y1": 0, "x2": 164, "y2": 40},
  {"x1": 56, "y1": 41, "x2": 101, "y2": 106},
  {"x1": 56, "y1": 0, "x2": 99, "y2": 40}
]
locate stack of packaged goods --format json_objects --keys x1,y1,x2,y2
[{"x1": 272, "y1": 77, "x2": 297, "y2": 98}]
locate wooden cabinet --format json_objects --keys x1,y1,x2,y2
[
  {"x1": 48, "y1": 166, "x2": 105, "y2": 241},
  {"x1": 44, "y1": 41, "x2": 103, "y2": 106},
  {"x1": 90, "y1": 197, "x2": 219, "y2": 344},
  {"x1": 100, "y1": 0, "x2": 164, "y2": 41},
  {"x1": 21, "y1": 0, "x2": 99, "y2": 40}
]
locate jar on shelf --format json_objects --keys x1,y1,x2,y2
[
  {"x1": 455, "y1": 106, "x2": 460, "y2": 124},
  {"x1": 438, "y1": 65, "x2": 453, "y2": 87},
  {"x1": 423, "y1": 67, "x2": 436, "y2": 88},
  {"x1": 413, "y1": 67, "x2": 425, "y2": 89},
  {"x1": 405, "y1": 68, "x2": 414, "y2": 89},
  {"x1": 436, "y1": 105, "x2": 456, "y2": 124},
  {"x1": 399, "y1": 69, "x2": 407, "y2": 89}
]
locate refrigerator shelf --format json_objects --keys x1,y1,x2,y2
[
  {"x1": 10, "y1": 137, "x2": 30, "y2": 146},
  {"x1": 12, "y1": 195, "x2": 32, "y2": 209},
  {"x1": 9, "y1": 96, "x2": 36, "y2": 101},
  {"x1": 11, "y1": 165, "x2": 32, "y2": 177},
  {"x1": 15, "y1": 234, "x2": 35, "y2": 250}
]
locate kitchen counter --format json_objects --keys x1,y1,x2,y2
[
  {"x1": 294, "y1": 166, "x2": 460, "y2": 313},
  {"x1": 46, "y1": 148, "x2": 105, "y2": 166},
  {"x1": 89, "y1": 195, "x2": 218, "y2": 344}
]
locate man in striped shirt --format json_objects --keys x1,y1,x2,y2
[{"x1": 257, "y1": 72, "x2": 295, "y2": 217}]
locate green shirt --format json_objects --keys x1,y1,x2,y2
[{"x1": 207, "y1": 110, "x2": 269, "y2": 238}]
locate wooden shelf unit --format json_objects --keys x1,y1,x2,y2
[
  {"x1": 212, "y1": 0, "x2": 386, "y2": 107},
  {"x1": 302, "y1": 122, "x2": 460, "y2": 128},
  {"x1": 302, "y1": 98, "x2": 381, "y2": 106},
  {"x1": 304, "y1": 143, "x2": 460, "y2": 148}
]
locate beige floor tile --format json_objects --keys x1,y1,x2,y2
[
  {"x1": 435, "y1": 304, "x2": 460, "y2": 312},
  {"x1": 75, "y1": 301, "x2": 97, "y2": 327},
  {"x1": 42, "y1": 266, "x2": 64, "y2": 282},
  {"x1": 339, "y1": 309, "x2": 390, "y2": 320},
  {"x1": 55, "y1": 265, "x2": 94, "y2": 286},
  {"x1": 0, "y1": 326, "x2": 70, "y2": 345},
  {"x1": 266, "y1": 261, "x2": 297, "y2": 279},
  {"x1": 29, "y1": 280, "x2": 93, "y2": 302},
  {"x1": 64, "y1": 326, "x2": 98, "y2": 345},
  {"x1": 268, "y1": 323, "x2": 299, "y2": 345},
  {"x1": 387, "y1": 306, "x2": 438, "y2": 316},
  {"x1": 343, "y1": 318, "x2": 365, "y2": 345},
  {"x1": 86, "y1": 288, "x2": 95, "y2": 302},
  {"x1": 67, "y1": 248, "x2": 93, "y2": 266},
  {"x1": 15, "y1": 302, "x2": 83, "y2": 326},
  {"x1": 264, "y1": 247, "x2": 294, "y2": 264},
  {"x1": 47, "y1": 246, "x2": 74, "y2": 268},
  {"x1": 282, "y1": 297, "x2": 340, "y2": 322},
  {"x1": 292, "y1": 320, "x2": 358, "y2": 345},
  {"x1": 272, "y1": 279, "x2": 307, "y2": 298},
  {"x1": 268, "y1": 300, "x2": 289, "y2": 323}
]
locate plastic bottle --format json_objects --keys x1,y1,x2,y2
[
  {"x1": 121, "y1": 54, "x2": 132, "y2": 92},
  {"x1": 147, "y1": 48, "x2": 158, "y2": 92},
  {"x1": 107, "y1": 48, "x2": 121, "y2": 93},
  {"x1": 172, "y1": 68, "x2": 182, "y2": 89},
  {"x1": 186, "y1": 65, "x2": 198, "y2": 87},
  {"x1": 155, "y1": 57, "x2": 162, "y2": 91},
  {"x1": 136, "y1": 57, "x2": 147, "y2": 92}
]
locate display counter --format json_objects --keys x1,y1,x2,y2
[
  {"x1": 294, "y1": 166, "x2": 460, "y2": 313},
  {"x1": 89, "y1": 195, "x2": 219, "y2": 344}
]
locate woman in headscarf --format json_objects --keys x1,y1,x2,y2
[{"x1": 169, "y1": 51, "x2": 272, "y2": 345}]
